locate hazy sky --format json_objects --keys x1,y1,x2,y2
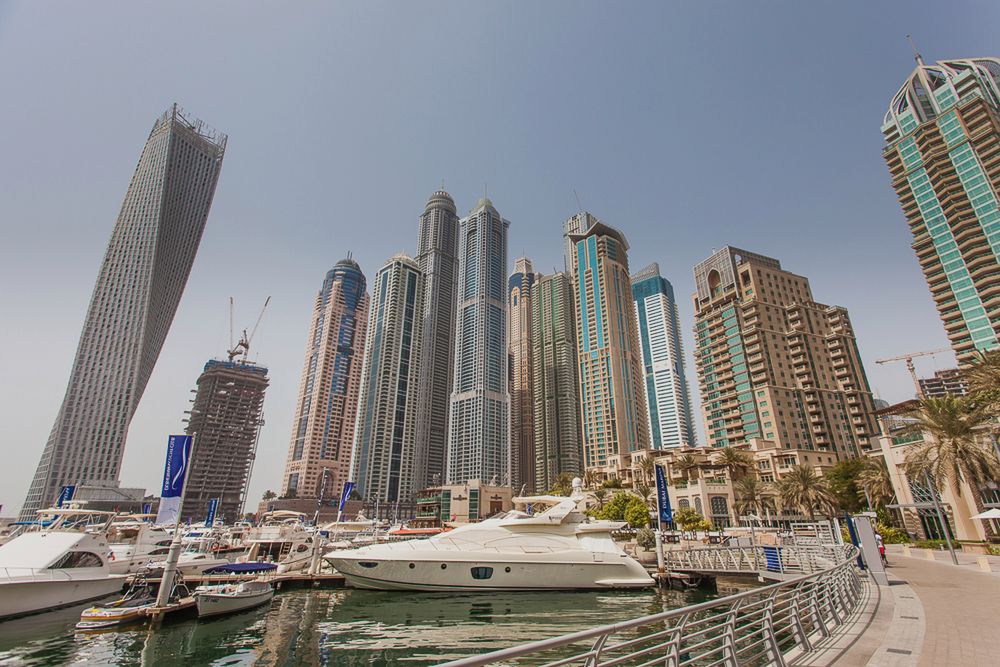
[{"x1": 1, "y1": 1, "x2": 996, "y2": 515}]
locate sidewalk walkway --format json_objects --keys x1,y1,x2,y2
[{"x1": 882, "y1": 553, "x2": 1000, "y2": 665}]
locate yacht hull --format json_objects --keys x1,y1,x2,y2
[
  {"x1": 327, "y1": 555, "x2": 653, "y2": 591},
  {"x1": 0, "y1": 577, "x2": 126, "y2": 620},
  {"x1": 196, "y1": 588, "x2": 274, "y2": 618}
]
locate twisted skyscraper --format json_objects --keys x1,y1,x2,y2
[{"x1": 21, "y1": 105, "x2": 226, "y2": 519}]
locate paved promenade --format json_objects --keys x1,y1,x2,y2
[{"x1": 864, "y1": 546, "x2": 1000, "y2": 666}]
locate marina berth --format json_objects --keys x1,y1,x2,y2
[
  {"x1": 194, "y1": 580, "x2": 274, "y2": 618},
  {"x1": 0, "y1": 508, "x2": 126, "y2": 619},
  {"x1": 325, "y1": 482, "x2": 654, "y2": 591}
]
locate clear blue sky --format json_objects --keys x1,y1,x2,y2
[{"x1": 1, "y1": 1, "x2": 996, "y2": 514}]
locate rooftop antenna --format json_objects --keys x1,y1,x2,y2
[
  {"x1": 906, "y1": 34, "x2": 925, "y2": 66},
  {"x1": 573, "y1": 188, "x2": 584, "y2": 214}
]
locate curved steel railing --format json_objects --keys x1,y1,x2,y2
[{"x1": 436, "y1": 546, "x2": 864, "y2": 667}]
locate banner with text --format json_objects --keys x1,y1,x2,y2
[
  {"x1": 155, "y1": 435, "x2": 193, "y2": 525},
  {"x1": 206, "y1": 497, "x2": 219, "y2": 527},
  {"x1": 56, "y1": 485, "x2": 76, "y2": 509},
  {"x1": 654, "y1": 464, "x2": 673, "y2": 527},
  {"x1": 338, "y1": 481, "x2": 356, "y2": 513}
]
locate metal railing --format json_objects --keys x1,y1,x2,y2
[
  {"x1": 665, "y1": 544, "x2": 849, "y2": 578},
  {"x1": 436, "y1": 546, "x2": 863, "y2": 667}
]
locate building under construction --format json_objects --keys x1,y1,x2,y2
[{"x1": 183, "y1": 359, "x2": 268, "y2": 523}]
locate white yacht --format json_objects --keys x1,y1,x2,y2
[
  {"x1": 106, "y1": 518, "x2": 174, "y2": 575},
  {"x1": 0, "y1": 509, "x2": 126, "y2": 619},
  {"x1": 238, "y1": 511, "x2": 320, "y2": 573},
  {"x1": 325, "y1": 484, "x2": 654, "y2": 591}
]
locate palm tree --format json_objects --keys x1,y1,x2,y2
[
  {"x1": 593, "y1": 488, "x2": 607, "y2": 509},
  {"x1": 715, "y1": 447, "x2": 754, "y2": 481},
  {"x1": 776, "y1": 465, "x2": 836, "y2": 519},
  {"x1": 965, "y1": 349, "x2": 1000, "y2": 415},
  {"x1": 548, "y1": 473, "x2": 575, "y2": 496},
  {"x1": 583, "y1": 469, "x2": 600, "y2": 490},
  {"x1": 633, "y1": 481, "x2": 653, "y2": 508},
  {"x1": 734, "y1": 476, "x2": 769, "y2": 517},
  {"x1": 675, "y1": 454, "x2": 700, "y2": 482},
  {"x1": 636, "y1": 456, "x2": 656, "y2": 487},
  {"x1": 902, "y1": 396, "x2": 999, "y2": 497},
  {"x1": 857, "y1": 458, "x2": 895, "y2": 509}
]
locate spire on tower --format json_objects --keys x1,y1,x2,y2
[{"x1": 906, "y1": 34, "x2": 925, "y2": 66}]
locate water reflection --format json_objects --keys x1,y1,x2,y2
[{"x1": 0, "y1": 584, "x2": 741, "y2": 666}]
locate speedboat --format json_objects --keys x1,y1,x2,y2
[
  {"x1": 194, "y1": 580, "x2": 274, "y2": 618},
  {"x1": 75, "y1": 571, "x2": 191, "y2": 630},
  {"x1": 0, "y1": 508, "x2": 126, "y2": 619},
  {"x1": 325, "y1": 482, "x2": 654, "y2": 591}
]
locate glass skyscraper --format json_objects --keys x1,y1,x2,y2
[
  {"x1": 414, "y1": 190, "x2": 460, "y2": 489},
  {"x1": 447, "y1": 198, "x2": 510, "y2": 485},
  {"x1": 508, "y1": 257, "x2": 540, "y2": 492},
  {"x1": 631, "y1": 263, "x2": 696, "y2": 449},
  {"x1": 20, "y1": 105, "x2": 226, "y2": 520},
  {"x1": 352, "y1": 254, "x2": 424, "y2": 503},
  {"x1": 281, "y1": 258, "x2": 369, "y2": 500},
  {"x1": 569, "y1": 216, "x2": 649, "y2": 476},
  {"x1": 882, "y1": 56, "x2": 1000, "y2": 362}
]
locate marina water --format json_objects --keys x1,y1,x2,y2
[{"x1": 0, "y1": 583, "x2": 752, "y2": 666}]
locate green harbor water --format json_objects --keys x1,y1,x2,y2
[{"x1": 0, "y1": 581, "x2": 755, "y2": 666}]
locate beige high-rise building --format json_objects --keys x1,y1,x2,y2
[
  {"x1": 692, "y1": 247, "x2": 878, "y2": 458},
  {"x1": 882, "y1": 56, "x2": 1000, "y2": 363},
  {"x1": 281, "y1": 258, "x2": 369, "y2": 500},
  {"x1": 508, "y1": 257, "x2": 540, "y2": 492},
  {"x1": 570, "y1": 217, "x2": 650, "y2": 476}
]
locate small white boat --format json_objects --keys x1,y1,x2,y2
[{"x1": 194, "y1": 581, "x2": 274, "y2": 618}]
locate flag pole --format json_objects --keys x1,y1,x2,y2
[{"x1": 154, "y1": 434, "x2": 196, "y2": 614}]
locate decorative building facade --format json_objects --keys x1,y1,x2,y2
[
  {"x1": 281, "y1": 258, "x2": 369, "y2": 500},
  {"x1": 882, "y1": 56, "x2": 1000, "y2": 363},
  {"x1": 183, "y1": 359, "x2": 268, "y2": 522},
  {"x1": 531, "y1": 272, "x2": 583, "y2": 490},
  {"x1": 632, "y1": 262, "x2": 697, "y2": 449},
  {"x1": 21, "y1": 105, "x2": 226, "y2": 520},
  {"x1": 508, "y1": 257, "x2": 540, "y2": 492},
  {"x1": 692, "y1": 247, "x2": 879, "y2": 457},
  {"x1": 447, "y1": 198, "x2": 510, "y2": 485},
  {"x1": 352, "y1": 255, "x2": 425, "y2": 503},
  {"x1": 570, "y1": 218, "x2": 650, "y2": 476},
  {"x1": 414, "y1": 190, "x2": 461, "y2": 489}
]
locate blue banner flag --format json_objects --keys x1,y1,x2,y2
[
  {"x1": 56, "y1": 485, "x2": 76, "y2": 508},
  {"x1": 155, "y1": 435, "x2": 193, "y2": 525},
  {"x1": 142, "y1": 503, "x2": 152, "y2": 516},
  {"x1": 206, "y1": 497, "x2": 219, "y2": 527},
  {"x1": 654, "y1": 464, "x2": 673, "y2": 527},
  {"x1": 339, "y1": 481, "x2": 356, "y2": 513}
]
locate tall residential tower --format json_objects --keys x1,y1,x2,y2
[
  {"x1": 414, "y1": 190, "x2": 461, "y2": 488},
  {"x1": 508, "y1": 257, "x2": 540, "y2": 492},
  {"x1": 531, "y1": 272, "x2": 583, "y2": 490},
  {"x1": 21, "y1": 105, "x2": 226, "y2": 520},
  {"x1": 632, "y1": 263, "x2": 697, "y2": 449},
  {"x1": 882, "y1": 57, "x2": 1000, "y2": 362},
  {"x1": 447, "y1": 199, "x2": 510, "y2": 485},
  {"x1": 570, "y1": 217, "x2": 649, "y2": 477},
  {"x1": 352, "y1": 254, "x2": 425, "y2": 503},
  {"x1": 692, "y1": 247, "x2": 879, "y2": 457},
  {"x1": 281, "y1": 258, "x2": 369, "y2": 500}
]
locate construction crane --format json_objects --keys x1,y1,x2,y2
[
  {"x1": 227, "y1": 296, "x2": 271, "y2": 363},
  {"x1": 875, "y1": 347, "x2": 951, "y2": 398}
]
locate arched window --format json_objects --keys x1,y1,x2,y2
[
  {"x1": 694, "y1": 497, "x2": 703, "y2": 515},
  {"x1": 711, "y1": 496, "x2": 730, "y2": 527},
  {"x1": 678, "y1": 499, "x2": 690, "y2": 509},
  {"x1": 708, "y1": 270, "x2": 722, "y2": 297}
]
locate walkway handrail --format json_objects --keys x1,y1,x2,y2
[
  {"x1": 666, "y1": 544, "x2": 851, "y2": 577},
  {"x1": 436, "y1": 545, "x2": 863, "y2": 667}
]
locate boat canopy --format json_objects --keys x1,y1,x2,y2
[{"x1": 204, "y1": 563, "x2": 278, "y2": 574}]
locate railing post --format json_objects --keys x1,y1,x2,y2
[
  {"x1": 666, "y1": 612, "x2": 691, "y2": 667},
  {"x1": 787, "y1": 582, "x2": 814, "y2": 652},
  {"x1": 583, "y1": 632, "x2": 609, "y2": 667},
  {"x1": 721, "y1": 596, "x2": 744, "y2": 666},
  {"x1": 808, "y1": 579, "x2": 830, "y2": 638},
  {"x1": 763, "y1": 587, "x2": 788, "y2": 667}
]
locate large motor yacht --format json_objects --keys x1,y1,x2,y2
[
  {"x1": 0, "y1": 508, "x2": 126, "y2": 619},
  {"x1": 325, "y1": 483, "x2": 654, "y2": 591},
  {"x1": 238, "y1": 511, "x2": 320, "y2": 574},
  {"x1": 106, "y1": 517, "x2": 174, "y2": 575}
]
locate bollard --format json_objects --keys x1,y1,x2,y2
[
  {"x1": 902, "y1": 545, "x2": 911, "y2": 558},
  {"x1": 925, "y1": 549, "x2": 935, "y2": 561},
  {"x1": 976, "y1": 556, "x2": 992, "y2": 573}
]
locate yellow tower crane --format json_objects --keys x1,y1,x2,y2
[{"x1": 875, "y1": 347, "x2": 951, "y2": 398}]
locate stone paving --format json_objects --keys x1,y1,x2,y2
[{"x1": 878, "y1": 547, "x2": 1000, "y2": 666}]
